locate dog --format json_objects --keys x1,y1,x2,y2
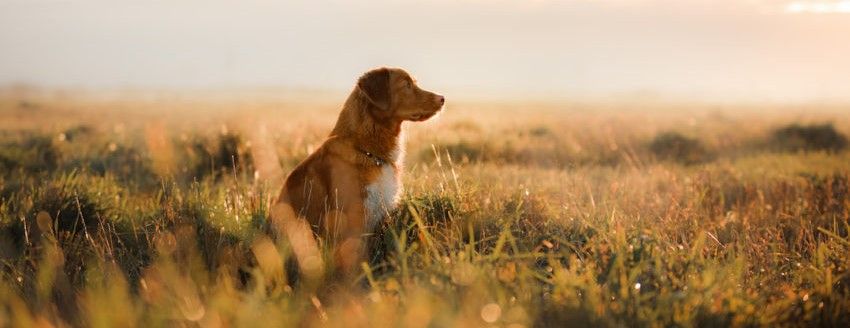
[{"x1": 270, "y1": 67, "x2": 444, "y2": 277}]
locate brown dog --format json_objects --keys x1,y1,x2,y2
[{"x1": 270, "y1": 67, "x2": 444, "y2": 277}]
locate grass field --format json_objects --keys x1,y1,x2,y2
[{"x1": 1, "y1": 89, "x2": 849, "y2": 327}]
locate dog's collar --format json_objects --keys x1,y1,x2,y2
[{"x1": 358, "y1": 149, "x2": 388, "y2": 167}]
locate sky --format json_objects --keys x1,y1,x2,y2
[{"x1": 1, "y1": 0, "x2": 849, "y2": 102}]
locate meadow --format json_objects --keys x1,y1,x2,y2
[{"x1": 0, "y1": 89, "x2": 848, "y2": 327}]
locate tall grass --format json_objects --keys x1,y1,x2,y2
[{"x1": 0, "y1": 93, "x2": 848, "y2": 326}]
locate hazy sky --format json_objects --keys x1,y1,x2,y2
[{"x1": 1, "y1": 0, "x2": 849, "y2": 101}]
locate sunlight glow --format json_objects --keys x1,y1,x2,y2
[{"x1": 785, "y1": 1, "x2": 850, "y2": 13}]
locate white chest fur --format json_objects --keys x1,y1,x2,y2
[
  {"x1": 364, "y1": 141, "x2": 403, "y2": 232},
  {"x1": 364, "y1": 164, "x2": 400, "y2": 232}
]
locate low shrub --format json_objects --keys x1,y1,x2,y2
[
  {"x1": 0, "y1": 172, "x2": 143, "y2": 287},
  {"x1": 421, "y1": 141, "x2": 487, "y2": 164},
  {"x1": 649, "y1": 132, "x2": 712, "y2": 165},
  {"x1": 771, "y1": 123, "x2": 847, "y2": 152},
  {"x1": 87, "y1": 143, "x2": 159, "y2": 189},
  {"x1": 181, "y1": 132, "x2": 254, "y2": 181},
  {"x1": 0, "y1": 134, "x2": 59, "y2": 174}
]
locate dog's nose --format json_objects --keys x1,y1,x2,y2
[{"x1": 437, "y1": 95, "x2": 445, "y2": 105}]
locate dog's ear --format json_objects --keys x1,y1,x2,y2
[{"x1": 357, "y1": 68, "x2": 391, "y2": 111}]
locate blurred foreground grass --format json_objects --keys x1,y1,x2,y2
[{"x1": 0, "y1": 90, "x2": 849, "y2": 327}]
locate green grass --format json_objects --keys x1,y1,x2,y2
[{"x1": 0, "y1": 94, "x2": 848, "y2": 327}]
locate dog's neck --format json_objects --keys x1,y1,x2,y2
[{"x1": 331, "y1": 90, "x2": 403, "y2": 164}]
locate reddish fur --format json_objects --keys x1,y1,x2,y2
[{"x1": 271, "y1": 67, "x2": 444, "y2": 276}]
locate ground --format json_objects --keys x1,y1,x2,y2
[{"x1": 0, "y1": 89, "x2": 848, "y2": 327}]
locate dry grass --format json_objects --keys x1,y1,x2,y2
[{"x1": 0, "y1": 90, "x2": 849, "y2": 327}]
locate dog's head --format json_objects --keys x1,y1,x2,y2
[{"x1": 356, "y1": 67, "x2": 444, "y2": 122}]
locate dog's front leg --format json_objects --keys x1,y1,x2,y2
[{"x1": 322, "y1": 199, "x2": 367, "y2": 279}]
